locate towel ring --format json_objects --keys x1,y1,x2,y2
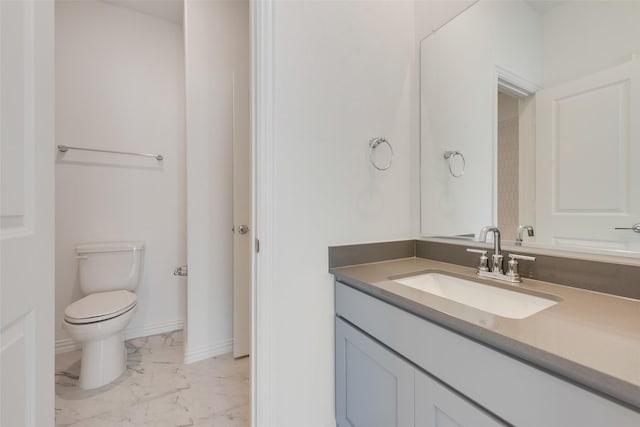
[
  {"x1": 443, "y1": 150, "x2": 465, "y2": 177},
  {"x1": 369, "y1": 137, "x2": 393, "y2": 171}
]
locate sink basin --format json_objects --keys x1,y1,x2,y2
[{"x1": 393, "y1": 272, "x2": 558, "y2": 319}]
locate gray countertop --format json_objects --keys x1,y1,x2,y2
[{"x1": 331, "y1": 257, "x2": 640, "y2": 410}]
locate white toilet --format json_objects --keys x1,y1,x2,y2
[{"x1": 63, "y1": 241, "x2": 144, "y2": 389}]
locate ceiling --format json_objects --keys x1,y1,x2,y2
[
  {"x1": 100, "y1": 0, "x2": 560, "y2": 28},
  {"x1": 102, "y1": 0, "x2": 184, "y2": 25},
  {"x1": 524, "y1": 0, "x2": 565, "y2": 15}
]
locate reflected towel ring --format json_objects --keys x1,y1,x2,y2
[
  {"x1": 369, "y1": 137, "x2": 393, "y2": 171},
  {"x1": 443, "y1": 150, "x2": 465, "y2": 177}
]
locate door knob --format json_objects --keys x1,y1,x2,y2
[
  {"x1": 614, "y1": 223, "x2": 640, "y2": 233},
  {"x1": 237, "y1": 225, "x2": 249, "y2": 235}
]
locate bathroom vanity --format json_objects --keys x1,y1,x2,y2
[
  {"x1": 338, "y1": 2, "x2": 640, "y2": 425},
  {"x1": 330, "y1": 244, "x2": 640, "y2": 427}
]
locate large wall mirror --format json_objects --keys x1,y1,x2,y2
[{"x1": 420, "y1": 0, "x2": 640, "y2": 256}]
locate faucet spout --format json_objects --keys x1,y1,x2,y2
[
  {"x1": 479, "y1": 226, "x2": 503, "y2": 274},
  {"x1": 479, "y1": 226, "x2": 501, "y2": 256},
  {"x1": 516, "y1": 225, "x2": 535, "y2": 246}
]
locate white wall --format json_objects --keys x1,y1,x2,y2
[
  {"x1": 55, "y1": 0, "x2": 186, "y2": 351},
  {"x1": 414, "y1": 0, "x2": 475, "y2": 42},
  {"x1": 259, "y1": 1, "x2": 417, "y2": 425},
  {"x1": 184, "y1": 0, "x2": 249, "y2": 362},
  {"x1": 541, "y1": 1, "x2": 640, "y2": 87}
]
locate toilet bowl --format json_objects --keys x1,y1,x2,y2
[
  {"x1": 64, "y1": 297, "x2": 137, "y2": 389},
  {"x1": 64, "y1": 242, "x2": 144, "y2": 389}
]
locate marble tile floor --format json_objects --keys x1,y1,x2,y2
[{"x1": 55, "y1": 331, "x2": 249, "y2": 427}]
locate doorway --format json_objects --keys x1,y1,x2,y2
[
  {"x1": 1, "y1": 0, "x2": 253, "y2": 425},
  {"x1": 497, "y1": 92, "x2": 520, "y2": 235},
  {"x1": 51, "y1": 0, "x2": 252, "y2": 424}
]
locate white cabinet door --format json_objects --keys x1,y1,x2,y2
[
  {"x1": 415, "y1": 370, "x2": 505, "y2": 427},
  {"x1": 336, "y1": 318, "x2": 414, "y2": 427},
  {"x1": 1, "y1": 0, "x2": 55, "y2": 425},
  {"x1": 536, "y1": 60, "x2": 640, "y2": 251}
]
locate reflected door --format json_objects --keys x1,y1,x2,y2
[{"x1": 536, "y1": 60, "x2": 640, "y2": 251}]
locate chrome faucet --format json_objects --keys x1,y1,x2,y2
[
  {"x1": 468, "y1": 225, "x2": 536, "y2": 283},
  {"x1": 515, "y1": 225, "x2": 535, "y2": 246},
  {"x1": 478, "y1": 226, "x2": 503, "y2": 274}
]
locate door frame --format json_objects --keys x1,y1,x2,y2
[{"x1": 250, "y1": 0, "x2": 275, "y2": 425}]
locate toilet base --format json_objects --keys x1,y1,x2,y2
[
  {"x1": 63, "y1": 304, "x2": 136, "y2": 389},
  {"x1": 78, "y1": 332, "x2": 127, "y2": 390}
]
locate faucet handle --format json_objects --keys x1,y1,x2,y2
[
  {"x1": 509, "y1": 254, "x2": 536, "y2": 262},
  {"x1": 506, "y1": 253, "x2": 536, "y2": 281},
  {"x1": 466, "y1": 248, "x2": 489, "y2": 272}
]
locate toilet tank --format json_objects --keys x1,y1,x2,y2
[{"x1": 76, "y1": 241, "x2": 145, "y2": 294}]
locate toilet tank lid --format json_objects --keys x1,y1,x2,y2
[{"x1": 75, "y1": 241, "x2": 145, "y2": 254}]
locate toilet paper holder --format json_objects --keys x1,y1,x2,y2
[{"x1": 174, "y1": 265, "x2": 188, "y2": 277}]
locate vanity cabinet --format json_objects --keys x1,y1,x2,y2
[
  {"x1": 335, "y1": 281, "x2": 640, "y2": 427},
  {"x1": 335, "y1": 317, "x2": 414, "y2": 427},
  {"x1": 336, "y1": 317, "x2": 504, "y2": 427},
  {"x1": 414, "y1": 368, "x2": 504, "y2": 427}
]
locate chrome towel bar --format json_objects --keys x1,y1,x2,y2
[{"x1": 57, "y1": 145, "x2": 163, "y2": 161}]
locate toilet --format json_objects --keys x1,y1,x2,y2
[{"x1": 63, "y1": 241, "x2": 144, "y2": 389}]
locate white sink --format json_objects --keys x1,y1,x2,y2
[{"x1": 393, "y1": 272, "x2": 558, "y2": 319}]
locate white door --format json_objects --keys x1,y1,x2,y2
[
  {"x1": 184, "y1": 0, "x2": 250, "y2": 364},
  {"x1": 232, "y1": 71, "x2": 251, "y2": 358},
  {"x1": 1, "y1": 0, "x2": 55, "y2": 425},
  {"x1": 536, "y1": 60, "x2": 640, "y2": 251}
]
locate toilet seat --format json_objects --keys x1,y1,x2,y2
[{"x1": 65, "y1": 290, "x2": 137, "y2": 324}]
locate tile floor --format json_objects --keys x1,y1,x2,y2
[{"x1": 55, "y1": 331, "x2": 250, "y2": 427}]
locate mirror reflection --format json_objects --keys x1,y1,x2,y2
[{"x1": 420, "y1": 0, "x2": 640, "y2": 255}]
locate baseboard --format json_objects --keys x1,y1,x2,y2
[
  {"x1": 55, "y1": 338, "x2": 81, "y2": 354},
  {"x1": 123, "y1": 319, "x2": 185, "y2": 341},
  {"x1": 184, "y1": 338, "x2": 234, "y2": 364},
  {"x1": 55, "y1": 319, "x2": 185, "y2": 354}
]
